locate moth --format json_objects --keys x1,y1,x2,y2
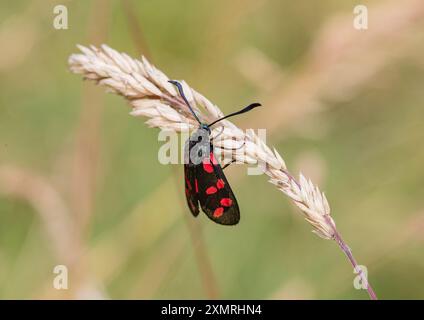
[{"x1": 169, "y1": 80, "x2": 260, "y2": 225}]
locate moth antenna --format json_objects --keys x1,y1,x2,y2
[
  {"x1": 208, "y1": 103, "x2": 261, "y2": 127},
  {"x1": 168, "y1": 80, "x2": 202, "y2": 125}
]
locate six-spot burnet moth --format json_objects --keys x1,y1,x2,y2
[{"x1": 169, "y1": 80, "x2": 261, "y2": 225}]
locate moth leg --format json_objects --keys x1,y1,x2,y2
[
  {"x1": 210, "y1": 125, "x2": 225, "y2": 144},
  {"x1": 222, "y1": 159, "x2": 236, "y2": 170},
  {"x1": 214, "y1": 141, "x2": 245, "y2": 151}
]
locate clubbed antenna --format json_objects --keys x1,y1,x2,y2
[
  {"x1": 208, "y1": 103, "x2": 261, "y2": 127},
  {"x1": 168, "y1": 80, "x2": 202, "y2": 125}
]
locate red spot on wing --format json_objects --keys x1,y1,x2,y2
[
  {"x1": 213, "y1": 207, "x2": 224, "y2": 217},
  {"x1": 210, "y1": 152, "x2": 218, "y2": 165},
  {"x1": 206, "y1": 186, "x2": 217, "y2": 195},
  {"x1": 216, "y1": 179, "x2": 225, "y2": 189},
  {"x1": 202, "y1": 162, "x2": 214, "y2": 173},
  {"x1": 220, "y1": 198, "x2": 232, "y2": 207},
  {"x1": 202, "y1": 154, "x2": 217, "y2": 173},
  {"x1": 185, "y1": 177, "x2": 192, "y2": 190}
]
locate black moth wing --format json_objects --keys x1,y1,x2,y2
[
  {"x1": 195, "y1": 148, "x2": 240, "y2": 225},
  {"x1": 184, "y1": 163, "x2": 200, "y2": 217}
]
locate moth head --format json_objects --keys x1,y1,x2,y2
[{"x1": 200, "y1": 123, "x2": 211, "y2": 134}]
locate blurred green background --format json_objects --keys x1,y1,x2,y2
[{"x1": 1, "y1": 0, "x2": 424, "y2": 299}]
